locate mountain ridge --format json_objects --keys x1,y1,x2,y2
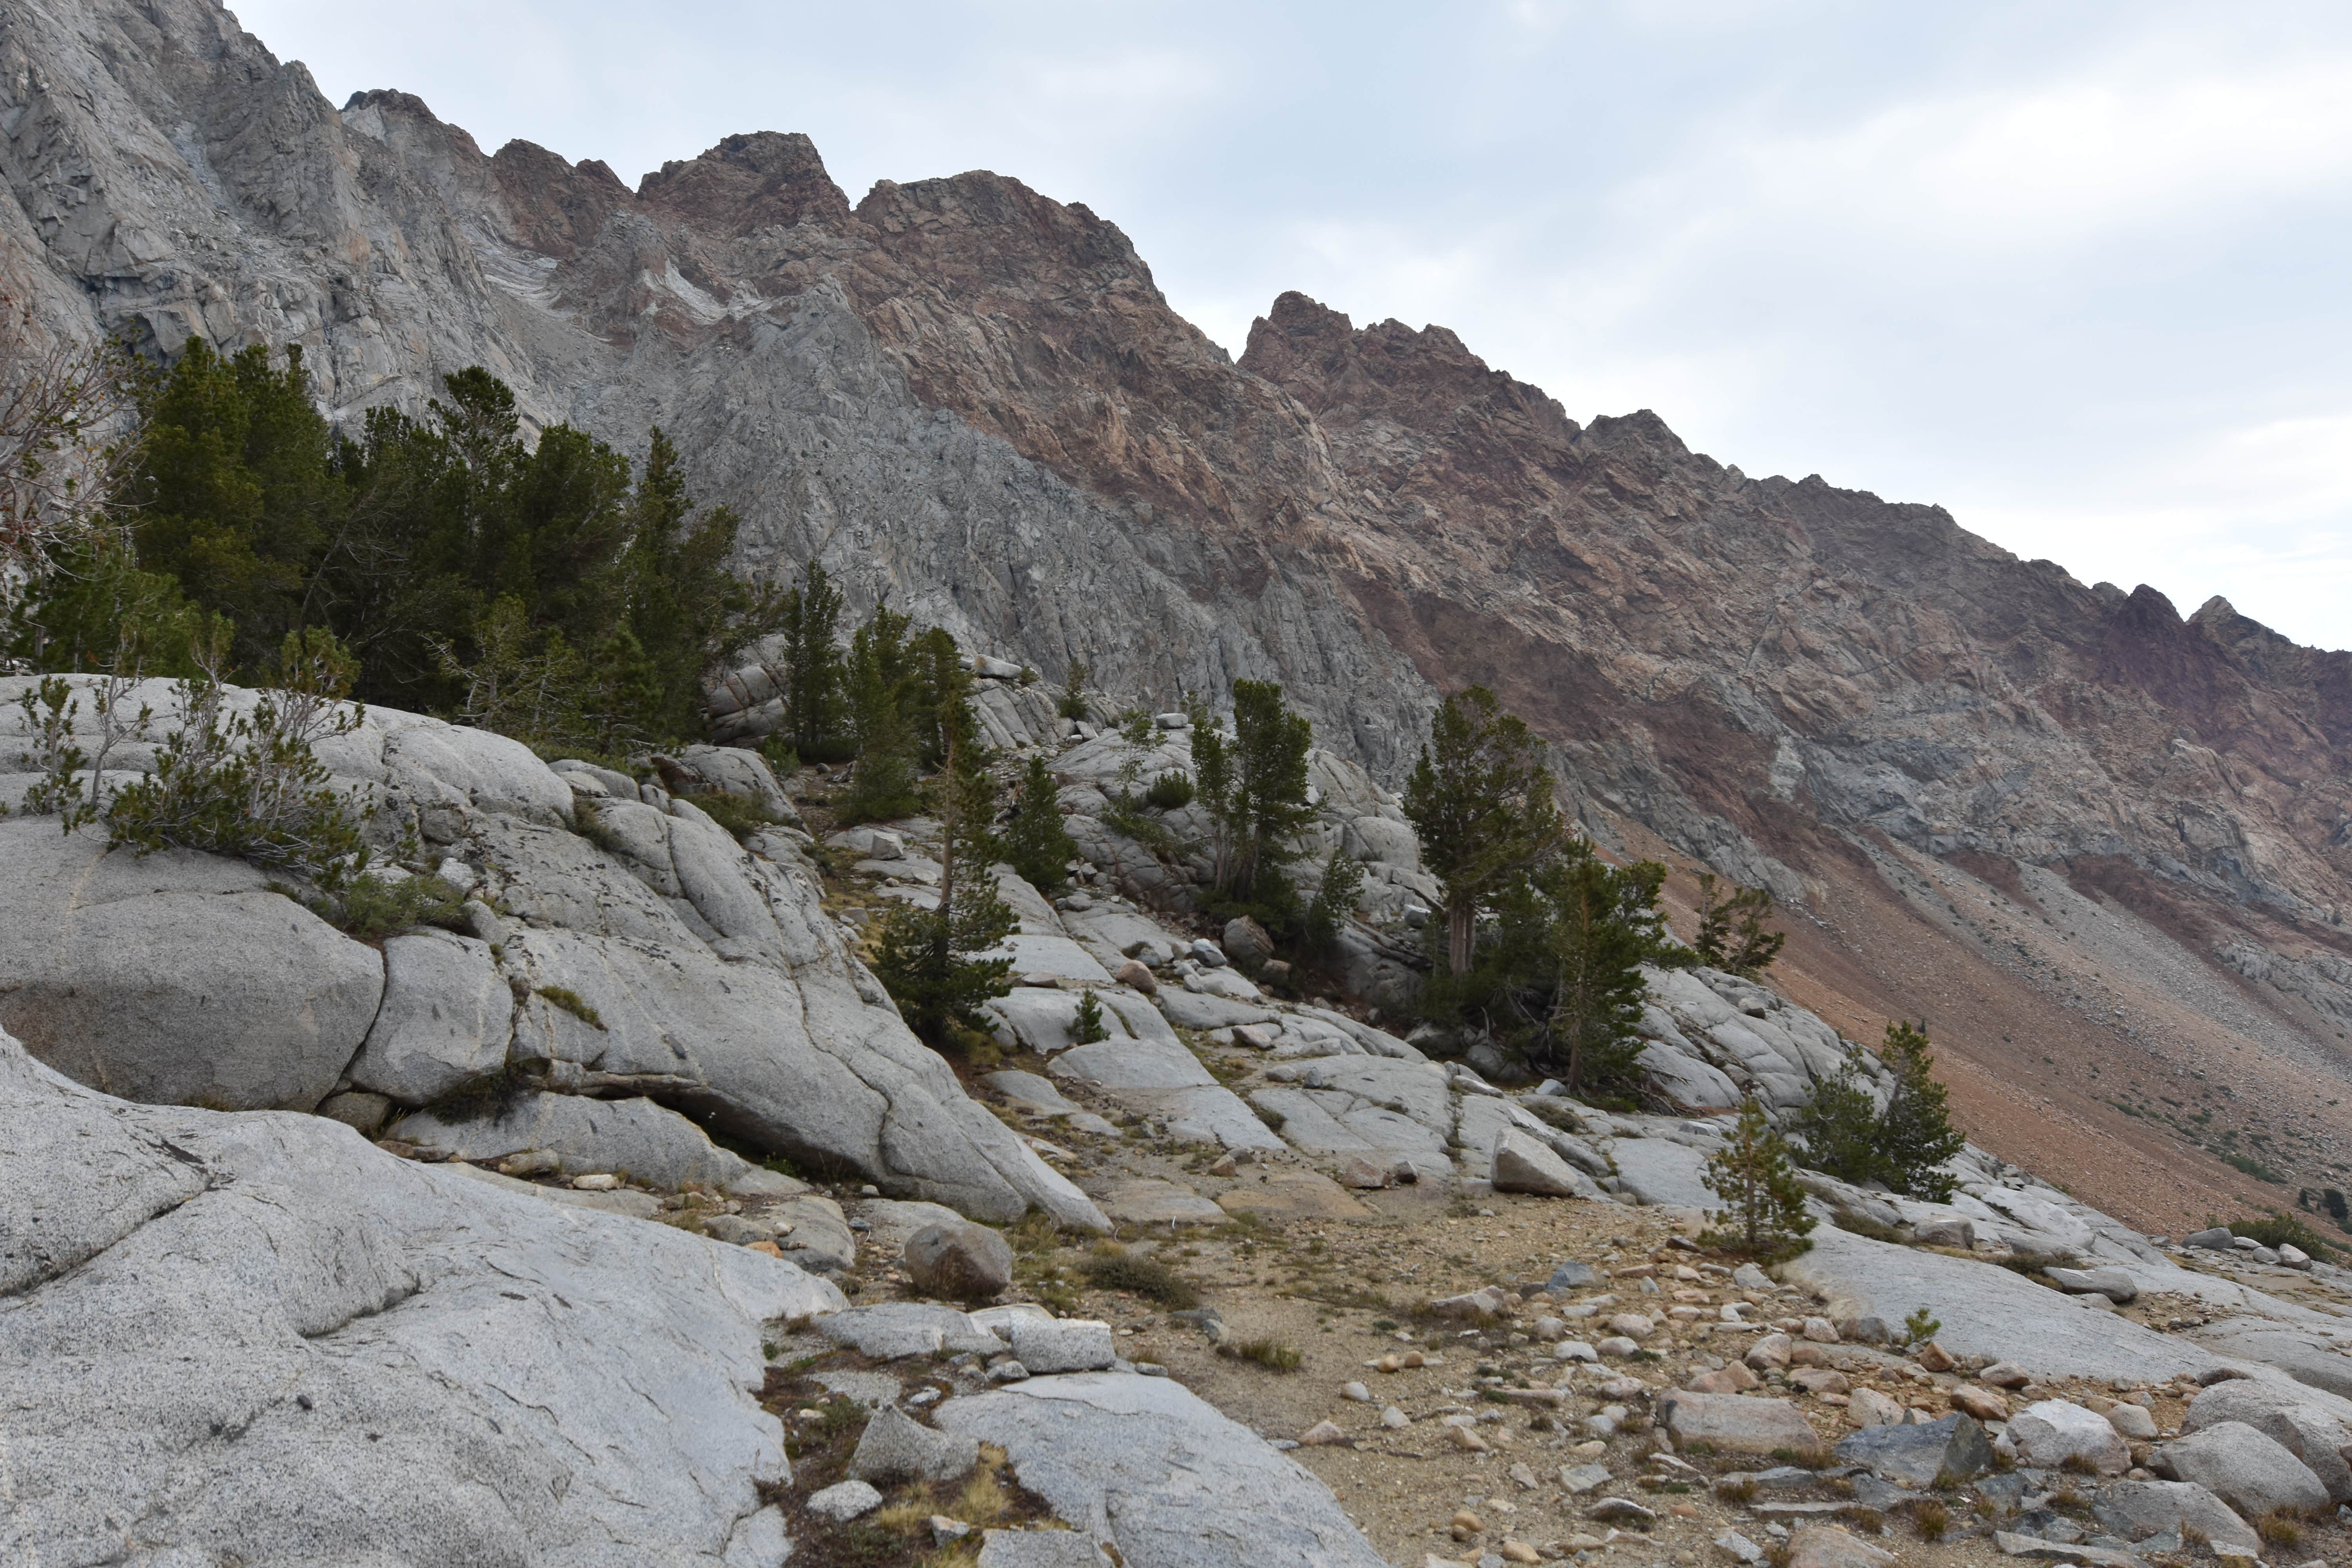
[{"x1": 9, "y1": 0, "x2": 2352, "y2": 1229}]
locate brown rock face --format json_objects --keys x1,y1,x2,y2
[{"x1": 13, "y1": 0, "x2": 2352, "y2": 1230}]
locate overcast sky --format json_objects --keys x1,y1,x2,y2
[{"x1": 233, "y1": 0, "x2": 2352, "y2": 650}]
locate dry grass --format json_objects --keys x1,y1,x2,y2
[
  {"x1": 1913, "y1": 1500, "x2": 1949, "y2": 1542},
  {"x1": 872, "y1": 1486, "x2": 936, "y2": 1534},
  {"x1": 2258, "y1": 1510, "x2": 2305, "y2": 1549},
  {"x1": 1077, "y1": 1243, "x2": 1200, "y2": 1307},
  {"x1": 1223, "y1": 1338, "x2": 1303, "y2": 1372},
  {"x1": 953, "y1": 1447, "x2": 1013, "y2": 1524}
]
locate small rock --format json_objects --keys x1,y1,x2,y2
[
  {"x1": 1342, "y1": 1381, "x2": 1373, "y2": 1403},
  {"x1": 1789, "y1": 1369, "x2": 1849, "y2": 1396},
  {"x1": 1561, "y1": 1462, "x2": 1613, "y2": 1494},
  {"x1": 987, "y1": 1359, "x2": 1031, "y2": 1383},
  {"x1": 806, "y1": 1479, "x2": 883, "y2": 1522},
  {"x1": 1847, "y1": 1388, "x2": 1905, "y2": 1429},
  {"x1": 1597, "y1": 1336, "x2": 1643, "y2": 1359},
  {"x1": 1300, "y1": 1419, "x2": 1349, "y2": 1446},
  {"x1": 1550, "y1": 1261, "x2": 1601, "y2": 1291},
  {"x1": 1951, "y1": 1385, "x2": 2009, "y2": 1421},
  {"x1": 1007, "y1": 1316, "x2": 1115, "y2": 1374},
  {"x1": 849, "y1": 1403, "x2": 981, "y2": 1485},
  {"x1": 2047, "y1": 1266, "x2": 2139, "y2": 1304},
  {"x1": 1555, "y1": 1341, "x2": 1598, "y2": 1363},
  {"x1": 904, "y1": 1221, "x2": 1016, "y2": 1302},
  {"x1": 1452, "y1": 1509, "x2": 1486, "y2": 1535},
  {"x1": 1452, "y1": 1425, "x2": 1492, "y2": 1452},
  {"x1": 1589, "y1": 1498, "x2": 1658, "y2": 1524},
  {"x1": 1114, "y1": 959, "x2": 1158, "y2": 994},
  {"x1": 1222, "y1": 917, "x2": 1274, "y2": 965},
  {"x1": 2183, "y1": 1226, "x2": 2236, "y2": 1250},
  {"x1": 704, "y1": 1213, "x2": 776, "y2": 1246},
  {"x1": 1981, "y1": 1362, "x2": 2033, "y2": 1388},
  {"x1": 1208, "y1": 1154, "x2": 1238, "y2": 1177},
  {"x1": 571, "y1": 1173, "x2": 619, "y2": 1191},
  {"x1": 1745, "y1": 1333, "x2": 1792, "y2": 1371},
  {"x1": 930, "y1": 1515, "x2": 974, "y2": 1546},
  {"x1": 1383, "y1": 1405, "x2": 1410, "y2": 1429},
  {"x1": 1915, "y1": 1341, "x2": 1956, "y2": 1373},
  {"x1": 2107, "y1": 1403, "x2": 2159, "y2": 1440},
  {"x1": 1785, "y1": 1524, "x2": 1895, "y2": 1568},
  {"x1": 1715, "y1": 1530, "x2": 1766, "y2": 1563},
  {"x1": 1801, "y1": 1317, "x2": 1839, "y2": 1344},
  {"x1": 1688, "y1": 1365, "x2": 1762, "y2": 1394},
  {"x1": 1500, "y1": 1543, "x2": 1541, "y2": 1566},
  {"x1": 1912, "y1": 1218, "x2": 1975, "y2": 1249},
  {"x1": 1341, "y1": 1157, "x2": 1392, "y2": 1190},
  {"x1": 1607, "y1": 1313, "x2": 1655, "y2": 1340}
]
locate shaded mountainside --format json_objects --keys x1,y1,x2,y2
[{"x1": 11, "y1": 0, "x2": 2352, "y2": 1227}]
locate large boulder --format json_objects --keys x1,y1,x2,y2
[
  {"x1": 934, "y1": 1373, "x2": 1390, "y2": 1567},
  {"x1": 1655, "y1": 1392, "x2": 1829, "y2": 1460},
  {"x1": 2156, "y1": 1421, "x2": 2332, "y2": 1518},
  {"x1": 389, "y1": 1091, "x2": 761, "y2": 1191},
  {"x1": 347, "y1": 928, "x2": 514, "y2": 1105},
  {"x1": 1833, "y1": 1413, "x2": 1993, "y2": 1486},
  {"x1": 2091, "y1": 1480, "x2": 2259, "y2": 1551},
  {"x1": 1491, "y1": 1129, "x2": 1601, "y2": 1199},
  {"x1": 0, "y1": 819, "x2": 385, "y2": 1112},
  {"x1": 2009, "y1": 1400, "x2": 2132, "y2": 1474},
  {"x1": 0, "y1": 679, "x2": 1112, "y2": 1233},
  {"x1": 0, "y1": 1025, "x2": 842, "y2": 1563},
  {"x1": 2185, "y1": 1378, "x2": 2352, "y2": 1502}
]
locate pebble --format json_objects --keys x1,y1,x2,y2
[
  {"x1": 1342, "y1": 1381, "x2": 1373, "y2": 1403},
  {"x1": 1452, "y1": 1510, "x2": 1485, "y2": 1535},
  {"x1": 1452, "y1": 1426, "x2": 1492, "y2": 1452},
  {"x1": 571, "y1": 1173, "x2": 619, "y2": 1191},
  {"x1": 1301, "y1": 1420, "x2": 1348, "y2": 1446},
  {"x1": 1383, "y1": 1406, "x2": 1410, "y2": 1428}
]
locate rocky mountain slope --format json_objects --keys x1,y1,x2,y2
[{"x1": 9, "y1": 0, "x2": 2352, "y2": 1229}]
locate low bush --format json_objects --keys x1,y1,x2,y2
[
  {"x1": 307, "y1": 871, "x2": 470, "y2": 940},
  {"x1": 1144, "y1": 770, "x2": 1194, "y2": 809},
  {"x1": 2230, "y1": 1212, "x2": 2337, "y2": 1261}
]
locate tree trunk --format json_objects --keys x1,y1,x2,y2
[{"x1": 1448, "y1": 898, "x2": 1475, "y2": 976}]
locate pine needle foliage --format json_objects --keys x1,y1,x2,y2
[
  {"x1": 1693, "y1": 873, "x2": 1786, "y2": 977},
  {"x1": 1789, "y1": 1022, "x2": 1965, "y2": 1200},
  {"x1": 1404, "y1": 685, "x2": 1564, "y2": 977},
  {"x1": 1003, "y1": 753, "x2": 1078, "y2": 891},
  {"x1": 1700, "y1": 1098, "x2": 1817, "y2": 1261}
]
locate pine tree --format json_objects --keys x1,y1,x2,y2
[
  {"x1": 1003, "y1": 753, "x2": 1078, "y2": 891},
  {"x1": 1531, "y1": 842, "x2": 1673, "y2": 1093},
  {"x1": 1788, "y1": 1053, "x2": 1885, "y2": 1187},
  {"x1": 1058, "y1": 657, "x2": 1091, "y2": 721},
  {"x1": 1186, "y1": 689, "x2": 1233, "y2": 888},
  {"x1": 843, "y1": 604, "x2": 920, "y2": 822},
  {"x1": 1225, "y1": 678, "x2": 1314, "y2": 902},
  {"x1": 1700, "y1": 1098, "x2": 1817, "y2": 1260},
  {"x1": 777, "y1": 560, "x2": 847, "y2": 758},
  {"x1": 1304, "y1": 847, "x2": 1366, "y2": 954},
  {"x1": 1693, "y1": 873, "x2": 1786, "y2": 978},
  {"x1": 1071, "y1": 989, "x2": 1109, "y2": 1044},
  {"x1": 1405, "y1": 686, "x2": 1564, "y2": 977},
  {"x1": 870, "y1": 687, "x2": 1015, "y2": 1042},
  {"x1": 1874, "y1": 1022, "x2": 1965, "y2": 1200}
]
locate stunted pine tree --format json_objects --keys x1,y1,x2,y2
[
  {"x1": 1003, "y1": 752, "x2": 1077, "y2": 891},
  {"x1": 1532, "y1": 842, "x2": 1672, "y2": 1092},
  {"x1": 777, "y1": 560, "x2": 846, "y2": 758},
  {"x1": 1701, "y1": 1098, "x2": 1817, "y2": 1261},
  {"x1": 871, "y1": 679, "x2": 1014, "y2": 1042},
  {"x1": 1693, "y1": 873, "x2": 1786, "y2": 978},
  {"x1": 1875, "y1": 1022, "x2": 1965, "y2": 1200},
  {"x1": 1405, "y1": 686, "x2": 1564, "y2": 977}
]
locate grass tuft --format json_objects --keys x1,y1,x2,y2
[
  {"x1": 1076, "y1": 1243, "x2": 1200, "y2": 1307},
  {"x1": 1223, "y1": 1338, "x2": 1302, "y2": 1372}
]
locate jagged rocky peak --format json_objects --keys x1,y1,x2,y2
[
  {"x1": 639, "y1": 129, "x2": 851, "y2": 232},
  {"x1": 1242, "y1": 288, "x2": 1582, "y2": 455}
]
